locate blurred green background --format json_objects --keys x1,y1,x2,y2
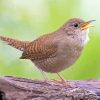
[{"x1": 0, "y1": 0, "x2": 100, "y2": 80}]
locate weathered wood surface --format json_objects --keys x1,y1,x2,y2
[{"x1": 0, "y1": 76, "x2": 100, "y2": 100}]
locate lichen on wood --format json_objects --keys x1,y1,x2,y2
[{"x1": 0, "y1": 76, "x2": 100, "y2": 100}]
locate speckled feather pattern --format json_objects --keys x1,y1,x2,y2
[
  {"x1": 0, "y1": 36, "x2": 30, "y2": 51},
  {"x1": 0, "y1": 18, "x2": 89, "y2": 73},
  {"x1": 21, "y1": 34, "x2": 58, "y2": 60}
]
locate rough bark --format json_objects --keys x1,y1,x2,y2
[{"x1": 0, "y1": 76, "x2": 100, "y2": 100}]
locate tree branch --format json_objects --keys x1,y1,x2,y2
[{"x1": 0, "y1": 76, "x2": 100, "y2": 100}]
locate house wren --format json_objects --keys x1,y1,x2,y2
[{"x1": 0, "y1": 18, "x2": 95, "y2": 82}]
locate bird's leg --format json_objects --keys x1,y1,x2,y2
[
  {"x1": 55, "y1": 73, "x2": 66, "y2": 84},
  {"x1": 51, "y1": 73, "x2": 72, "y2": 87},
  {"x1": 38, "y1": 68, "x2": 49, "y2": 82},
  {"x1": 51, "y1": 73, "x2": 65, "y2": 83},
  {"x1": 56, "y1": 73, "x2": 66, "y2": 83}
]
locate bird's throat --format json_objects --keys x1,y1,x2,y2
[{"x1": 82, "y1": 29, "x2": 89, "y2": 45}]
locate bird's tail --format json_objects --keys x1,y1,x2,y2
[{"x1": 0, "y1": 36, "x2": 30, "y2": 51}]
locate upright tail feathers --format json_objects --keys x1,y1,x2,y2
[{"x1": 0, "y1": 36, "x2": 30, "y2": 51}]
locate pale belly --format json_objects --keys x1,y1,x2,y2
[{"x1": 33, "y1": 49, "x2": 81, "y2": 73}]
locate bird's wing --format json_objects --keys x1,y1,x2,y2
[{"x1": 20, "y1": 34, "x2": 57, "y2": 61}]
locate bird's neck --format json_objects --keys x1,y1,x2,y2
[
  {"x1": 51, "y1": 28, "x2": 89, "y2": 47},
  {"x1": 77, "y1": 29, "x2": 89, "y2": 46}
]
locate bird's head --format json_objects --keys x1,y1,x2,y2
[{"x1": 62, "y1": 18, "x2": 95, "y2": 36}]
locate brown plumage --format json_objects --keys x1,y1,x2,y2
[
  {"x1": 0, "y1": 18, "x2": 95, "y2": 81},
  {"x1": 0, "y1": 36, "x2": 30, "y2": 51}
]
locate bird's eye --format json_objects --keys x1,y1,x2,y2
[{"x1": 73, "y1": 23, "x2": 79, "y2": 27}]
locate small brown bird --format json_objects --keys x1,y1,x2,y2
[{"x1": 0, "y1": 18, "x2": 95, "y2": 83}]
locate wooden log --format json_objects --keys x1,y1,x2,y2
[{"x1": 0, "y1": 76, "x2": 100, "y2": 100}]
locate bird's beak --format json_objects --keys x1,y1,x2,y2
[{"x1": 80, "y1": 20, "x2": 96, "y2": 30}]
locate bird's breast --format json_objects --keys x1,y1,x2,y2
[{"x1": 34, "y1": 39, "x2": 83, "y2": 73}]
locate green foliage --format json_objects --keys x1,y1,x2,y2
[{"x1": 0, "y1": 0, "x2": 100, "y2": 80}]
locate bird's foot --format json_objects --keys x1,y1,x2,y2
[
  {"x1": 50, "y1": 73, "x2": 72, "y2": 87},
  {"x1": 51, "y1": 79, "x2": 72, "y2": 88}
]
